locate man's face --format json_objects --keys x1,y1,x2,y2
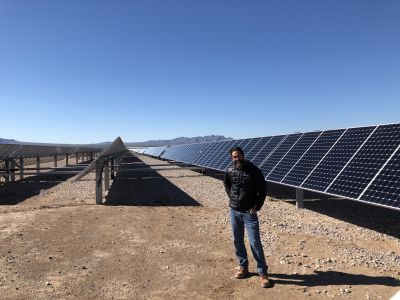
[{"x1": 231, "y1": 150, "x2": 244, "y2": 169}]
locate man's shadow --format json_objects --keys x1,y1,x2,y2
[
  {"x1": 105, "y1": 153, "x2": 200, "y2": 206},
  {"x1": 269, "y1": 271, "x2": 400, "y2": 287}
]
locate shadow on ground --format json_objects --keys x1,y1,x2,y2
[
  {"x1": 0, "y1": 161, "x2": 91, "y2": 205},
  {"x1": 266, "y1": 182, "x2": 400, "y2": 239},
  {"x1": 105, "y1": 153, "x2": 200, "y2": 206},
  {"x1": 270, "y1": 271, "x2": 400, "y2": 287}
]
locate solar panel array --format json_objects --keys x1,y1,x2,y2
[
  {"x1": 0, "y1": 143, "x2": 103, "y2": 160},
  {"x1": 129, "y1": 146, "x2": 167, "y2": 157},
  {"x1": 131, "y1": 123, "x2": 400, "y2": 211}
]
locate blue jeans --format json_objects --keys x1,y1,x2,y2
[{"x1": 230, "y1": 208, "x2": 268, "y2": 275}]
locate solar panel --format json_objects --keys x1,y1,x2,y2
[
  {"x1": 327, "y1": 124, "x2": 400, "y2": 199},
  {"x1": 211, "y1": 140, "x2": 237, "y2": 170},
  {"x1": 181, "y1": 144, "x2": 197, "y2": 163},
  {"x1": 266, "y1": 131, "x2": 322, "y2": 182},
  {"x1": 159, "y1": 147, "x2": 174, "y2": 160},
  {"x1": 218, "y1": 139, "x2": 249, "y2": 171},
  {"x1": 0, "y1": 142, "x2": 102, "y2": 161},
  {"x1": 281, "y1": 129, "x2": 345, "y2": 186},
  {"x1": 359, "y1": 145, "x2": 400, "y2": 208},
  {"x1": 143, "y1": 146, "x2": 167, "y2": 157},
  {"x1": 251, "y1": 135, "x2": 286, "y2": 167},
  {"x1": 207, "y1": 140, "x2": 232, "y2": 169},
  {"x1": 186, "y1": 144, "x2": 203, "y2": 165},
  {"x1": 194, "y1": 142, "x2": 217, "y2": 167},
  {"x1": 259, "y1": 133, "x2": 302, "y2": 176},
  {"x1": 174, "y1": 144, "x2": 188, "y2": 162},
  {"x1": 188, "y1": 143, "x2": 209, "y2": 166},
  {"x1": 301, "y1": 126, "x2": 376, "y2": 191},
  {"x1": 240, "y1": 138, "x2": 261, "y2": 161},
  {"x1": 246, "y1": 136, "x2": 272, "y2": 162},
  {"x1": 201, "y1": 141, "x2": 226, "y2": 167}
]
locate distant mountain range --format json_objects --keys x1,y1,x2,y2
[
  {"x1": 0, "y1": 138, "x2": 19, "y2": 144},
  {"x1": 125, "y1": 135, "x2": 232, "y2": 147}
]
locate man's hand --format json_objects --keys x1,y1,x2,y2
[{"x1": 249, "y1": 207, "x2": 257, "y2": 214}]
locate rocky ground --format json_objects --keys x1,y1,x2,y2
[{"x1": 0, "y1": 153, "x2": 399, "y2": 299}]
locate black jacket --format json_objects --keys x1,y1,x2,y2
[{"x1": 224, "y1": 160, "x2": 267, "y2": 212}]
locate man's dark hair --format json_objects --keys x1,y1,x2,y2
[{"x1": 229, "y1": 146, "x2": 244, "y2": 156}]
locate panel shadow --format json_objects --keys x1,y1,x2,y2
[
  {"x1": 266, "y1": 182, "x2": 400, "y2": 239},
  {"x1": 0, "y1": 161, "x2": 91, "y2": 205},
  {"x1": 105, "y1": 154, "x2": 200, "y2": 206}
]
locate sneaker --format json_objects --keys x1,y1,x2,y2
[
  {"x1": 259, "y1": 273, "x2": 271, "y2": 288},
  {"x1": 234, "y1": 266, "x2": 249, "y2": 279}
]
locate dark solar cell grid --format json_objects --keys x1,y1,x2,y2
[
  {"x1": 327, "y1": 124, "x2": 400, "y2": 199},
  {"x1": 259, "y1": 133, "x2": 302, "y2": 177},
  {"x1": 360, "y1": 148, "x2": 400, "y2": 208},
  {"x1": 201, "y1": 142, "x2": 224, "y2": 167},
  {"x1": 191, "y1": 143, "x2": 209, "y2": 165},
  {"x1": 246, "y1": 136, "x2": 272, "y2": 162},
  {"x1": 181, "y1": 144, "x2": 196, "y2": 163},
  {"x1": 218, "y1": 139, "x2": 247, "y2": 171},
  {"x1": 267, "y1": 131, "x2": 321, "y2": 182},
  {"x1": 282, "y1": 129, "x2": 345, "y2": 186},
  {"x1": 301, "y1": 126, "x2": 376, "y2": 191},
  {"x1": 196, "y1": 142, "x2": 219, "y2": 167},
  {"x1": 205, "y1": 141, "x2": 230, "y2": 168},
  {"x1": 251, "y1": 135, "x2": 286, "y2": 168},
  {"x1": 241, "y1": 138, "x2": 261, "y2": 156},
  {"x1": 212, "y1": 140, "x2": 237, "y2": 170}
]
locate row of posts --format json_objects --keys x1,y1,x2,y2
[
  {"x1": 1, "y1": 152, "x2": 94, "y2": 183},
  {"x1": 95, "y1": 154, "x2": 123, "y2": 205}
]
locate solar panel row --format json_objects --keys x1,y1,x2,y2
[
  {"x1": 132, "y1": 146, "x2": 167, "y2": 157},
  {"x1": 134, "y1": 123, "x2": 400, "y2": 211},
  {"x1": 0, "y1": 143, "x2": 102, "y2": 160}
]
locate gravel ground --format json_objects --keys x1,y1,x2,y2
[{"x1": 0, "y1": 152, "x2": 399, "y2": 299}]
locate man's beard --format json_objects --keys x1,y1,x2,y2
[{"x1": 235, "y1": 159, "x2": 244, "y2": 170}]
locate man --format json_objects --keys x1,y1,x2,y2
[{"x1": 223, "y1": 146, "x2": 270, "y2": 288}]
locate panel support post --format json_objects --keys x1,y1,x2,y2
[
  {"x1": 81, "y1": 152, "x2": 85, "y2": 162},
  {"x1": 104, "y1": 161, "x2": 110, "y2": 190},
  {"x1": 110, "y1": 159, "x2": 115, "y2": 179},
  {"x1": 296, "y1": 188, "x2": 304, "y2": 209},
  {"x1": 76, "y1": 153, "x2": 79, "y2": 164},
  {"x1": 54, "y1": 155, "x2": 57, "y2": 168},
  {"x1": 95, "y1": 163, "x2": 103, "y2": 205},
  {"x1": 36, "y1": 156, "x2": 40, "y2": 175},
  {"x1": 10, "y1": 160, "x2": 15, "y2": 182},
  {"x1": 90, "y1": 152, "x2": 93, "y2": 161},
  {"x1": 19, "y1": 157, "x2": 24, "y2": 180},
  {"x1": 5, "y1": 160, "x2": 10, "y2": 183},
  {"x1": 66, "y1": 155, "x2": 69, "y2": 166}
]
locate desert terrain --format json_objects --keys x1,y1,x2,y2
[{"x1": 0, "y1": 153, "x2": 399, "y2": 299}]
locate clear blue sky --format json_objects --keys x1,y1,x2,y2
[{"x1": 1, "y1": 0, "x2": 399, "y2": 144}]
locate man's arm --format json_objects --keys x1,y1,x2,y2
[
  {"x1": 223, "y1": 171, "x2": 231, "y2": 195},
  {"x1": 254, "y1": 168, "x2": 267, "y2": 211}
]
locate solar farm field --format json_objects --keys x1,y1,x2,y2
[{"x1": 0, "y1": 154, "x2": 399, "y2": 299}]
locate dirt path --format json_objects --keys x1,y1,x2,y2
[{"x1": 0, "y1": 154, "x2": 399, "y2": 299}]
